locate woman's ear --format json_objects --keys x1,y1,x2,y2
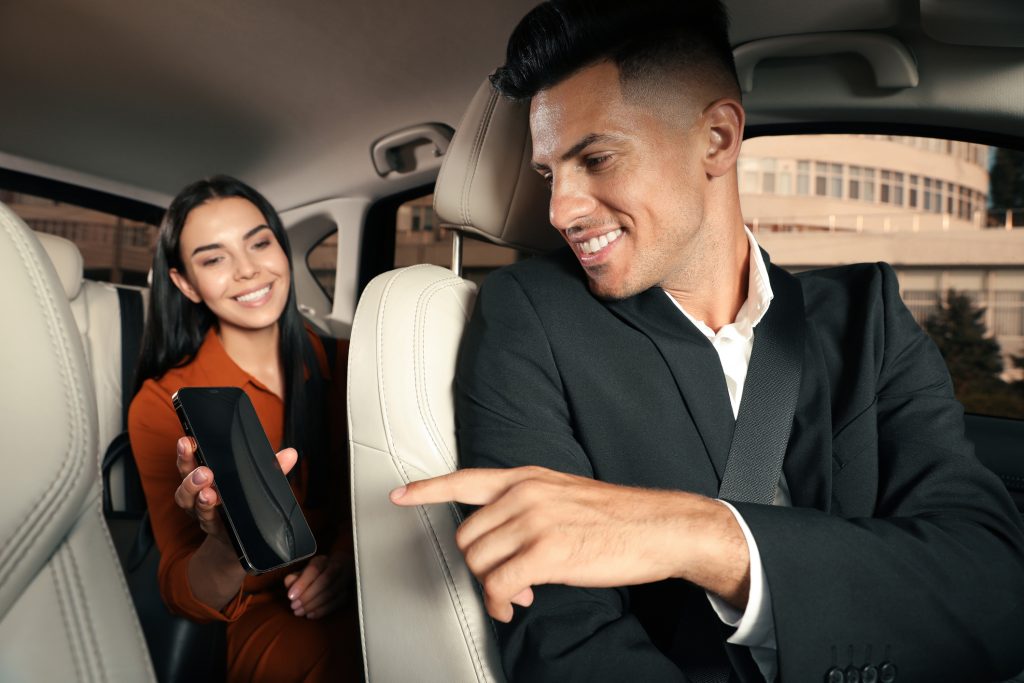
[
  {"x1": 168, "y1": 267, "x2": 203, "y2": 304},
  {"x1": 701, "y1": 98, "x2": 745, "y2": 178}
]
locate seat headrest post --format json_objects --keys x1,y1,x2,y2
[{"x1": 450, "y1": 229, "x2": 463, "y2": 276}]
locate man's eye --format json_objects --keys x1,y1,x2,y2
[
  {"x1": 542, "y1": 174, "x2": 553, "y2": 187},
  {"x1": 585, "y1": 155, "x2": 612, "y2": 170}
]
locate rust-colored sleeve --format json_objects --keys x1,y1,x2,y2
[{"x1": 127, "y1": 380, "x2": 252, "y2": 623}]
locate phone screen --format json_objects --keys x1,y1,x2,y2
[{"x1": 172, "y1": 386, "x2": 316, "y2": 573}]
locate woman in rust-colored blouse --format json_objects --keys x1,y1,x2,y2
[{"x1": 128, "y1": 176, "x2": 360, "y2": 682}]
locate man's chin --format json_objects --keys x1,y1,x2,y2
[{"x1": 586, "y1": 275, "x2": 638, "y2": 301}]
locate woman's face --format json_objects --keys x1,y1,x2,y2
[{"x1": 169, "y1": 196, "x2": 291, "y2": 335}]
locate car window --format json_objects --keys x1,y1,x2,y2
[
  {"x1": 739, "y1": 134, "x2": 1024, "y2": 419},
  {"x1": 394, "y1": 193, "x2": 520, "y2": 286},
  {"x1": 2, "y1": 188, "x2": 157, "y2": 286},
  {"x1": 307, "y1": 231, "x2": 338, "y2": 300}
]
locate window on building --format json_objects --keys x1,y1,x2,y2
[
  {"x1": 881, "y1": 170, "x2": 892, "y2": 204},
  {"x1": 797, "y1": 160, "x2": 810, "y2": 195},
  {"x1": 994, "y1": 291, "x2": 1024, "y2": 336},
  {"x1": 829, "y1": 163, "x2": 843, "y2": 198},
  {"x1": 761, "y1": 159, "x2": 776, "y2": 194},
  {"x1": 909, "y1": 174, "x2": 919, "y2": 209},
  {"x1": 814, "y1": 161, "x2": 828, "y2": 196},
  {"x1": 848, "y1": 165, "x2": 862, "y2": 200}
]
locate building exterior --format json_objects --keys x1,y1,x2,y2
[{"x1": 741, "y1": 134, "x2": 1024, "y2": 380}]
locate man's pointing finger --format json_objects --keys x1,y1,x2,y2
[{"x1": 390, "y1": 467, "x2": 537, "y2": 507}]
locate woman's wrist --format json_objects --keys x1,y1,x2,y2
[{"x1": 187, "y1": 535, "x2": 248, "y2": 610}]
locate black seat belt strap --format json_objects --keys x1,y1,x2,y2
[
  {"x1": 116, "y1": 287, "x2": 144, "y2": 429},
  {"x1": 718, "y1": 266, "x2": 805, "y2": 505}
]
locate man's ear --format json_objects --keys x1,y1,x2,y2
[
  {"x1": 168, "y1": 267, "x2": 203, "y2": 304},
  {"x1": 701, "y1": 98, "x2": 745, "y2": 178}
]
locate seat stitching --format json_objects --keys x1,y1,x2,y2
[
  {"x1": 371, "y1": 268, "x2": 490, "y2": 680},
  {"x1": 51, "y1": 554, "x2": 88, "y2": 683},
  {"x1": 412, "y1": 277, "x2": 474, "y2": 471},
  {"x1": 461, "y1": 89, "x2": 499, "y2": 227},
  {"x1": 416, "y1": 502, "x2": 490, "y2": 681},
  {"x1": 0, "y1": 212, "x2": 88, "y2": 595},
  {"x1": 66, "y1": 538, "x2": 109, "y2": 682},
  {"x1": 89, "y1": 489, "x2": 156, "y2": 677}
]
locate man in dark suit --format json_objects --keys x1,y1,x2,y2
[{"x1": 391, "y1": 1, "x2": 1024, "y2": 680}]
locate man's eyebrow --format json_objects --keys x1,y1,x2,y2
[
  {"x1": 531, "y1": 133, "x2": 622, "y2": 171},
  {"x1": 190, "y1": 224, "x2": 270, "y2": 257}
]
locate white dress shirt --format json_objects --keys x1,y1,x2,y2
[{"x1": 663, "y1": 227, "x2": 789, "y2": 683}]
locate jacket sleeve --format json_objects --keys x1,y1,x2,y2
[
  {"x1": 731, "y1": 263, "x2": 1024, "y2": 681},
  {"x1": 128, "y1": 381, "x2": 253, "y2": 623},
  {"x1": 456, "y1": 269, "x2": 686, "y2": 682}
]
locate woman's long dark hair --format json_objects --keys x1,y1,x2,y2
[{"x1": 135, "y1": 175, "x2": 327, "y2": 502}]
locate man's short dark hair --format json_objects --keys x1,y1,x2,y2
[{"x1": 491, "y1": 0, "x2": 740, "y2": 102}]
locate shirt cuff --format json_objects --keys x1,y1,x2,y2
[{"x1": 705, "y1": 500, "x2": 776, "y2": 649}]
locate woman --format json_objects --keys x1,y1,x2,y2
[{"x1": 128, "y1": 175, "x2": 360, "y2": 682}]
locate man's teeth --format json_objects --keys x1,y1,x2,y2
[
  {"x1": 236, "y1": 285, "x2": 271, "y2": 302},
  {"x1": 579, "y1": 228, "x2": 623, "y2": 254}
]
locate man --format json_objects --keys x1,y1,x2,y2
[{"x1": 391, "y1": 1, "x2": 1024, "y2": 680}]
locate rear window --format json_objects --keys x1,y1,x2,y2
[
  {"x1": 394, "y1": 193, "x2": 521, "y2": 286},
  {"x1": 2, "y1": 188, "x2": 157, "y2": 286}
]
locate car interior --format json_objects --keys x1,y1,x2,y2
[{"x1": 1, "y1": 0, "x2": 1023, "y2": 681}]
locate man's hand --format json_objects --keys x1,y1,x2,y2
[
  {"x1": 284, "y1": 553, "x2": 353, "y2": 619},
  {"x1": 390, "y1": 466, "x2": 750, "y2": 622}
]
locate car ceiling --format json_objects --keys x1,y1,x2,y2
[{"x1": 1, "y1": 0, "x2": 1023, "y2": 213}]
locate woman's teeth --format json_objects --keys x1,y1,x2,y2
[
  {"x1": 236, "y1": 284, "x2": 271, "y2": 302},
  {"x1": 579, "y1": 228, "x2": 623, "y2": 255}
]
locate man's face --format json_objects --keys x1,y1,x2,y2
[{"x1": 529, "y1": 61, "x2": 712, "y2": 299}]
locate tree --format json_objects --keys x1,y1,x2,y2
[
  {"x1": 988, "y1": 147, "x2": 1024, "y2": 212},
  {"x1": 923, "y1": 289, "x2": 1024, "y2": 418}
]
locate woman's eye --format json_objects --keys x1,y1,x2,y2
[
  {"x1": 201, "y1": 256, "x2": 223, "y2": 267},
  {"x1": 253, "y1": 238, "x2": 271, "y2": 250}
]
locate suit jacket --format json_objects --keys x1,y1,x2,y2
[{"x1": 454, "y1": 246, "x2": 1024, "y2": 682}]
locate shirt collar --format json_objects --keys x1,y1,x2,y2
[
  {"x1": 664, "y1": 226, "x2": 774, "y2": 340},
  {"x1": 192, "y1": 326, "x2": 275, "y2": 395}
]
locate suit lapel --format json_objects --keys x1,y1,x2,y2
[{"x1": 605, "y1": 289, "x2": 735, "y2": 482}]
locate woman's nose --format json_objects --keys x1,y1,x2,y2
[{"x1": 234, "y1": 254, "x2": 259, "y2": 279}]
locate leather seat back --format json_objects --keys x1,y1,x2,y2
[
  {"x1": 348, "y1": 79, "x2": 553, "y2": 682},
  {"x1": 36, "y1": 232, "x2": 148, "y2": 502},
  {"x1": 0, "y1": 202, "x2": 155, "y2": 682}
]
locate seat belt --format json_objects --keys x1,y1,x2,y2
[
  {"x1": 687, "y1": 268, "x2": 806, "y2": 683},
  {"x1": 718, "y1": 267, "x2": 805, "y2": 505},
  {"x1": 101, "y1": 287, "x2": 146, "y2": 517}
]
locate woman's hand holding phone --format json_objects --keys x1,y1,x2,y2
[{"x1": 174, "y1": 435, "x2": 298, "y2": 549}]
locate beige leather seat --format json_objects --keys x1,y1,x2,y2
[
  {"x1": 347, "y1": 80, "x2": 560, "y2": 681},
  {"x1": 36, "y1": 232, "x2": 148, "y2": 504},
  {"x1": 0, "y1": 202, "x2": 155, "y2": 682}
]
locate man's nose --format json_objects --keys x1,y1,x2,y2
[{"x1": 548, "y1": 175, "x2": 597, "y2": 232}]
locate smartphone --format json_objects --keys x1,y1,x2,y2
[{"x1": 172, "y1": 386, "x2": 316, "y2": 574}]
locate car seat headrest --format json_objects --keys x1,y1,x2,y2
[
  {"x1": 35, "y1": 231, "x2": 84, "y2": 299},
  {"x1": 433, "y1": 78, "x2": 564, "y2": 254}
]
